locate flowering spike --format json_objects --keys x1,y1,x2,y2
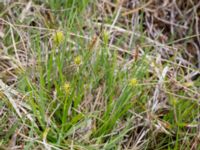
[
  {"x1": 63, "y1": 82, "x2": 71, "y2": 94},
  {"x1": 53, "y1": 31, "x2": 64, "y2": 46},
  {"x1": 74, "y1": 56, "x2": 82, "y2": 65},
  {"x1": 129, "y1": 78, "x2": 138, "y2": 87}
]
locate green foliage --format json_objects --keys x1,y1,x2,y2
[
  {"x1": 47, "y1": 0, "x2": 90, "y2": 12},
  {"x1": 1, "y1": 0, "x2": 200, "y2": 149}
]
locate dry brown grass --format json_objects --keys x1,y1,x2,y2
[{"x1": 0, "y1": 0, "x2": 200, "y2": 149}]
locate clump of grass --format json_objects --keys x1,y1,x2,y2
[{"x1": 0, "y1": 0, "x2": 200, "y2": 150}]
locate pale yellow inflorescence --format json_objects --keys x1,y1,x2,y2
[
  {"x1": 53, "y1": 31, "x2": 64, "y2": 46},
  {"x1": 74, "y1": 56, "x2": 82, "y2": 65},
  {"x1": 129, "y1": 78, "x2": 138, "y2": 87},
  {"x1": 63, "y1": 82, "x2": 71, "y2": 94}
]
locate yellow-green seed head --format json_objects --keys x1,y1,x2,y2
[
  {"x1": 103, "y1": 30, "x2": 110, "y2": 42},
  {"x1": 129, "y1": 78, "x2": 138, "y2": 87},
  {"x1": 63, "y1": 83, "x2": 71, "y2": 94},
  {"x1": 53, "y1": 31, "x2": 64, "y2": 46},
  {"x1": 74, "y1": 56, "x2": 82, "y2": 65}
]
